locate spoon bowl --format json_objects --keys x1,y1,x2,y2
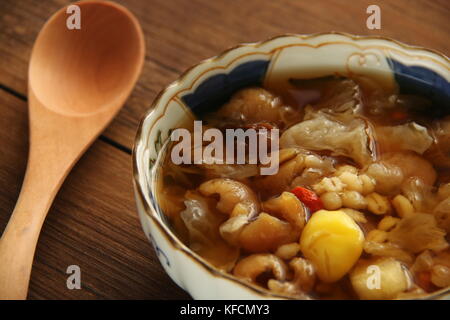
[
  {"x1": 0, "y1": 0, "x2": 144, "y2": 299},
  {"x1": 29, "y1": 1, "x2": 144, "y2": 116}
]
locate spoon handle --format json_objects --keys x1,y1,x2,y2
[
  {"x1": 0, "y1": 156, "x2": 67, "y2": 299},
  {"x1": 0, "y1": 90, "x2": 115, "y2": 299}
]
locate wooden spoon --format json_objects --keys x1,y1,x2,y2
[{"x1": 0, "y1": 1, "x2": 145, "y2": 299}]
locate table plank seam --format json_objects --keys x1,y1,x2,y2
[
  {"x1": 99, "y1": 136, "x2": 132, "y2": 155},
  {"x1": 0, "y1": 83, "x2": 27, "y2": 101},
  {"x1": 0, "y1": 83, "x2": 133, "y2": 156}
]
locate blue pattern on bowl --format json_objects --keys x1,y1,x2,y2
[
  {"x1": 148, "y1": 233, "x2": 171, "y2": 267},
  {"x1": 181, "y1": 60, "x2": 270, "y2": 114},
  {"x1": 388, "y1": 58, "x2": 450, "y2": 115}
]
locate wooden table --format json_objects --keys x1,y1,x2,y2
[{"x1": 0, "y1": 0, "x2": 448, "y2": 299}]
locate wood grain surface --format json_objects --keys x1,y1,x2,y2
[{"x1": 0, "y1": 0, "x2": 448, "y2": 299}]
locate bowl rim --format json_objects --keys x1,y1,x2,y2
[{"x1": 132, "y1": 32, "x2": 450, "y2": 300}]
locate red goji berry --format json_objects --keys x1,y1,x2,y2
[{"x1": 290, "y1": 186, "x2": 323, "y2": 213}]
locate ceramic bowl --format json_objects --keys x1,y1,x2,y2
[{"x1": 133, "y1": 33, "x2": 450, "y2": 299}]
